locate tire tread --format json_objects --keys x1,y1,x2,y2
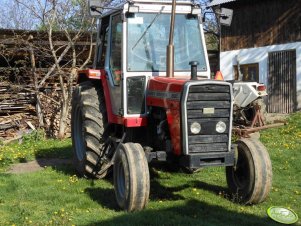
[
  {"x1": 71, "y1": 81, "x2": 108, "y2": 179},
  {"x1": 114, "y1": 143, "x2": 150, "y2": 211},
  {"x1": 226, "y1": 138, "x2": 272, "y2": 204}
]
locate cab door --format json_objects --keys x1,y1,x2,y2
[
  {"x1": 105, "y1": 13, "x2": 123, "y2": 115},
  {"x1": 101, "y1": 13, "x2": 123, "y2": 116}
]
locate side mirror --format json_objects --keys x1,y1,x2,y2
[
  {"x1": 88, "y1": 0, "x2": 103, "y2": 17},
  {"x1": 220, "y1": 8, "x2": 233, "y2": 26}
]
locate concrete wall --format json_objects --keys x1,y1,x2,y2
[{"x1": 220, "y1": 42, "x2": 301, "y2": 110}]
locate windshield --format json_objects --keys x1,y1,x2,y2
[{"x1": 127, "y1": 13, "x2": 207, "y2": 72}]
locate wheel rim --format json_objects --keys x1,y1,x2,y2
[
  {"x1": 73, "y1": 106, "x2": 85, "y2": 161},
  {"x1": 232, "y1": 147, "x2": 250, "y2": 190},
  {"x1": 117, "y1": 161, "x2": 126, "y2": 200}
]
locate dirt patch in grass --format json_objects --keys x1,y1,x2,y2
[{"x1": 7, "y1": 158, "x2": 72, "y2": 174}]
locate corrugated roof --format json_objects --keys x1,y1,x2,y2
[{"x1": 208, "y1": 0, "x2": 236, "y2": 7}]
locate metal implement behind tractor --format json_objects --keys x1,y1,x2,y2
[
  {"x1": 71, "y1": 0, "x2": 272, "y2": 211},
  {"x1": 232, "y1": 81, "x2": 285, "y2": 137}
]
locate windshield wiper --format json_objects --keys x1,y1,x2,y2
[{"x1": 132, "y1": 6, "x2": 165, "y2": 50}]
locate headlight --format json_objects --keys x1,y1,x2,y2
[
  {"x1": 216, "y1": 121, "x2": 226, "y2": 133},
  {"x1": 190, "y1": 122, "x2": 201, "y2": 134}
]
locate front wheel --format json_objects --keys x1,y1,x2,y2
[
  {"x1": 226, "y1": 138, "x2": 272, "y2": 204},
  {"x1": 114, "y1": 143, "x2": 150, "y2": 211}
]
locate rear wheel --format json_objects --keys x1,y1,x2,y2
[
  {"x1": 71, "y1": 81, "x2": 108, "y2": 178},
  {"x1": 114, "y1": 143, "x2": 150, "y2": 211},
  {"x1": 226, "y1": 138, "x2": 272, "y2": 204}
]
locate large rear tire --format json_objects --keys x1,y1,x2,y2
[
  {"x1": 71, "y1": 81, "x2": 108, "y2": 178},
  {"x1": 226, "y1": 138, "x2": 272, "y2": 204},
  {"x1": 114, "y1": 143, "x2": 150, "y2": 211}
]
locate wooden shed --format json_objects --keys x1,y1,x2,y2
[{"x1": 210, "y1": 0, "x2": 301, "y2": 113}]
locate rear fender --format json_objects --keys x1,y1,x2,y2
[
  {"x1": 77, "y1": 69, "x2": 114, "y2": 123},
  {"x1": 77, "y1": 69, "x2": 102, "y2": 83}
]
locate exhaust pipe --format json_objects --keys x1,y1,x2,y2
[
  {"x1": 166, "y1": 0, "x2": 176, "y2": 78},
  {"x1": 166, "y1": 45, "x2": 174, "y2": 78}
]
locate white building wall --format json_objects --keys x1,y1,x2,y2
[{"x1": 220, "y1": 42, "x2": 301, "y2": 110}]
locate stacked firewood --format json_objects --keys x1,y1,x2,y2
[
  {"x1": 0, "y1": 29, "x2": 93, "y2": 141},
  {"x1": 39, "y1": 85, "x2": 71, "y2": 138},
  {"x1": 0, "y1": 113, "x2": 37, "y2": 142},
  {"x1": 0, "y1": 83, "x2": 36, "y2": 114},
  {"x1": 0, "y1": 82, "x2": 38, "y2": 142},
  {"x1": 0, "y1": 83, "x2": 73, "y2": 141}
]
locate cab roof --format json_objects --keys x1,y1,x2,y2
[{"x1": 100, "y1": 0, "x2": 197, "y2": 18}]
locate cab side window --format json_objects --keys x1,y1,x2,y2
[
  {"x1": 97, "y1": 17, "x2": 109, "y2": 69},
  {"x1": 110, "y1": 14, "x2": 122, "y2": 86}
]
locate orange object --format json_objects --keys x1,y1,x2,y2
[{"x1": 214, "y1": 71, "x2": 224, "y2": 80}]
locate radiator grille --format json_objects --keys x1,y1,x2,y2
[{"x1": 184, "y1": 83, "x2": 232, "y2": 154}]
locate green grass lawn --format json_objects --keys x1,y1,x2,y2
[{"x1": 0, "y1": 113, "x2": 301, "y2": 226}]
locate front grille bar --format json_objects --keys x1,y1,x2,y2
[{"x1": 181, "y1": 80, "x2": 233, "y2": 155}]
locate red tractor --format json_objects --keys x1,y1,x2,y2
[{"x1": 71, "y1": 0, "x2": 272, "y2": 211}]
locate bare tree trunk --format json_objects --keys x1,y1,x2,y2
[
  {"x1": 57, "y1": 68, "x2": 68, "y2": 138},
  {"x1": 28, "y1": 36, "x2": 44, "y2": 128},
  {"x1": 57, "y1": 67, "x2": 77, "y2": 139},
  {"x1": 58, "y1": 97, "x2": 68, "y2": 139}
]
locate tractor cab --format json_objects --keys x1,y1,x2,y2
[{"x1": 82, "y1": 0, "x2": 210, "y2": 119}]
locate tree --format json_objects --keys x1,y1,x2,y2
[{"x1": 10, "y1": 0, "x2": 96, "y2": 138}]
